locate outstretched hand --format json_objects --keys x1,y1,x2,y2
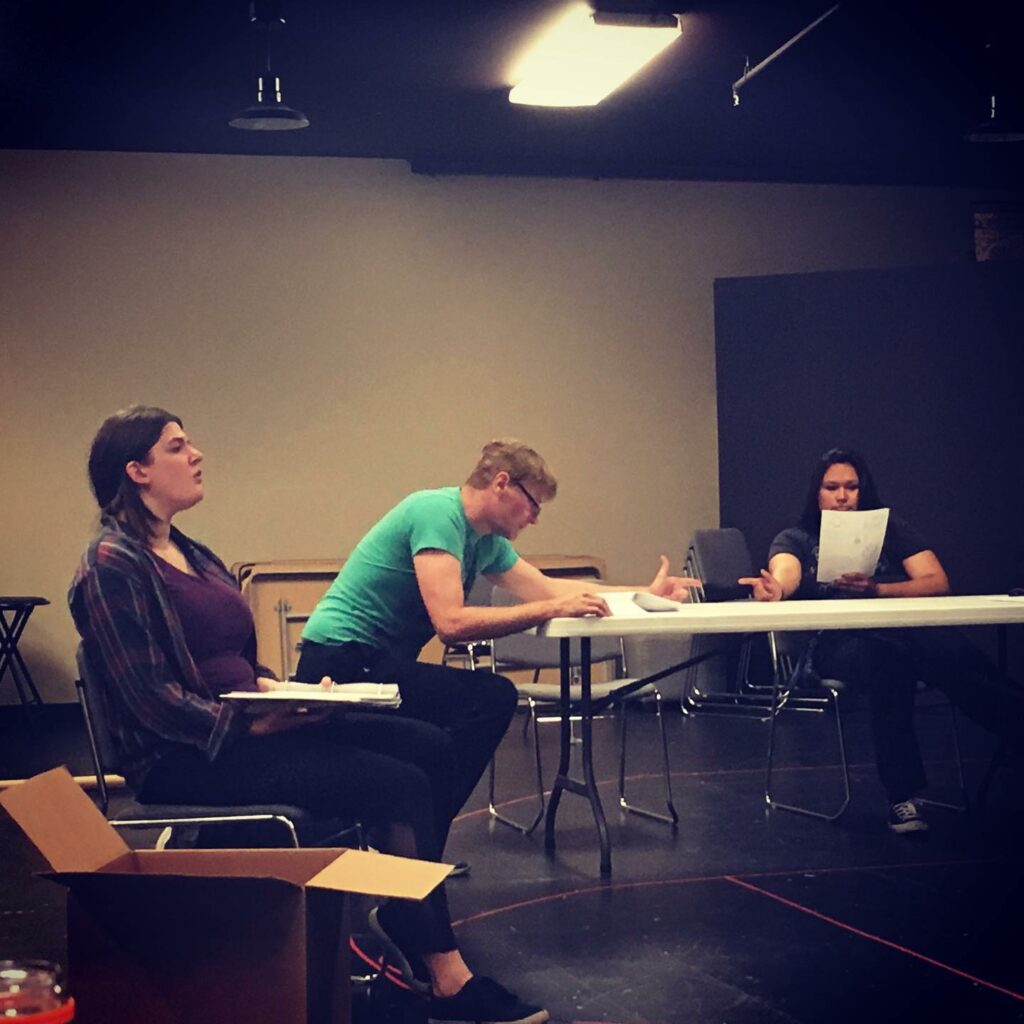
[
  {"x1": 649, "y1": 554, "x2": 701, "y2": 602},
  {"x1": 738, "y1": 569, "x2": 783, "y2": 602}
]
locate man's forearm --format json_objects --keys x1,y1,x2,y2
[{"x1": 433, "y1": 600, "x2": 561, "y2": 646}]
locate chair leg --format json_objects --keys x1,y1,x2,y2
[
  {"x1": 918, "y1": 701, "x2": 969, "y2": 814},
  {"x1": 489, "y1": 697, "x2": 545, "y2": 835},
  {"x1": 976, "y1": 739, "x2": 1009, "y2": 809},
  {"x1": 765, "y1": 683, "x2": 851, "y2": 822},
  {"x1": 618, "y1": 691, "x2": 679, "y2": 826}
]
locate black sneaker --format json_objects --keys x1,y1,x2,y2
[
  {"x1": 428, "y1": 976, "x2": 549, "y2": 1024},
  {"x1": 367, "y1": 905, "x2": 431, "y2": 996},
  {"x1": 888, "y1": 799, "x2": 928, "y2": 834}
]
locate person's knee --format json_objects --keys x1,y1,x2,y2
[{"x1": 477, "y1": 670, "x2": 518, "y2": 721}]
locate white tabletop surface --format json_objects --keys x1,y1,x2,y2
[{"x1": 539, "y1": 593, "x2": 1024, "y2": 638}]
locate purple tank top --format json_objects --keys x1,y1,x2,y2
[{"x1": 157, "y1": 558, "x2": 259, "y2": 693}]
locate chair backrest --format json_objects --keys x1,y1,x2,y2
[
  {"x1": 75, "y1": 643, "x2": 120, "y2": 813},
  {"x1": 490, "y1": 585, "x2": 624, "y2": 671},
  {"x1": 686, "y1": 528, "x2": 755, "y2": 603}
]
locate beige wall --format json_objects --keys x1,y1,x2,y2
[{"x1": 0, "y1": 149, "x2": 983, "y2": 701}]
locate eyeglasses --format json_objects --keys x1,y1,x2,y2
[{"x1": 512, "y1": 478, "x2": 542, "y2": 517}]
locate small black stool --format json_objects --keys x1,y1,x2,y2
[{"x1": 0, "y1": 596, "x2": 49, "y2": 708}]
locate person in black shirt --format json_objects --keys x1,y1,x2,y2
[{"x1": 742, "y1": 447, "x2": 1024, "y2": 834}]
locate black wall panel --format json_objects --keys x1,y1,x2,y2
[{"x1": 715, "y1": 261, "x2": 1024, "y2": 597}]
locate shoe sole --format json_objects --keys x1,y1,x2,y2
[
  {"x1": 367, "y1": 907, "x2": 431, "y2": 996},
  {"x1": 889, "y1": 820, "x2": 929, "y2": 833},
  {"x1": 427, "y1": 1011, "x2": 549, "y2": 1024}
]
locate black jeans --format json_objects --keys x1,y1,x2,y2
[
  {"x1": 814, "y1": 626, "x2": 1024, "y2": 803},
  {"x1": 140, "y1": 712, "x2": 463, "y2": 953},
  {"x1": 294, "y1": 640, "x2": 517, "y2": 850}
]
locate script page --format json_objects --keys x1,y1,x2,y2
[{"x1": 816, "y1": 508, "x2": 890, "y2": 583}]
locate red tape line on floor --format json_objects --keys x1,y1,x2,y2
[{"x1": 725, "y1": 874, "x2": 1024, "y2": 1003}]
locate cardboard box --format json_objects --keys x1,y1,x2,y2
[{"x1": 1, "y1": 767, "x2": 451, "y2": 1024}]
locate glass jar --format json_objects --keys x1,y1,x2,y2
[{"x1": 0, "y1": 960, "x2": 74, "y2": 1022}]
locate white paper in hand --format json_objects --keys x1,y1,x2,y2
[{"x1": 816, "y1": 508, "x2": 890, "y2": 583}]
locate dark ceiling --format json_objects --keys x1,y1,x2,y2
[{"x1": 2, "y1": 1, "x2": 1023, "y2": 187}]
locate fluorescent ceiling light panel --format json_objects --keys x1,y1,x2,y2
[{"x1": 509, "y1": 3, "x2": 680, "y2": 107}]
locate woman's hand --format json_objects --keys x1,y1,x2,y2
[
  {"x1": 248, "y1": 705, "x2": 332, "y2": 736},
  {"x1": 649, "y1": 554, "x2": 701, "y2": 601},
  {"x1": 248, "y1": 675, "x2": 339, "y2": 734},
  {"x1": 739, "y1": 569, "x2": 784, "y2": 602},
  {"x1": 832, "y1": 572, "x2": 878, "y2": 596}
]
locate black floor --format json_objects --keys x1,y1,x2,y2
[{"x1": 2, "y1": 698, "x2": 1023, "y2": 1023}]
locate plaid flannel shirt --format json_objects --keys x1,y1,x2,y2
[{"x1": 68, "y1": 516, "x2": 267, "y2": 791}]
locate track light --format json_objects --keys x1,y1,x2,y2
[{"x1": 509, "y1": 4, "x2": 681, "y2": 108}]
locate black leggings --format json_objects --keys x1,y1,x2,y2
[
  {"x1": 139, "y1": 711, "x2": 462, "y2": 953},
  {"x1": 814, "y1": 626, "x2": 1024, "y2": 803}
]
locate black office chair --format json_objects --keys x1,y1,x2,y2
[
  {"x1": 75, "y1": 644, "x2": 362, "y2": 849},
  {"x1": 486, "y1": 586, "x2": 677, "y2": 834}
]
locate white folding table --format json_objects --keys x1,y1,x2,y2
[{"x1": 538, "y1": 594, "x2": 1024, "y2": 876}]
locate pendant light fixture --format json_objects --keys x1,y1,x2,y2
[{"x1": 229, "y1": 0, "x2": 309, "y2": 131}]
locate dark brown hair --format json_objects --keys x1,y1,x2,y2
[
  {"x1": 88, "y1": 405, "x2": 181, "y2": 541},
  {"x1": 798, "y1": 447, "x2": 882, "y2": 533}
]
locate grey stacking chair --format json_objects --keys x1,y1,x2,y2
[
  {"x1": 486, "y1": 585, "x2": 677, "y2": 835},
  {"x1": 680, "y1": 528, "x2": 781, "y2": 717}
]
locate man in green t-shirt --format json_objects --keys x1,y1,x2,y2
[
  {"x1": 294, "y1": 439, "x2": 694, "y2": 1019},
  {"x1": 297, "y1": 436, "x2": 695, "y2": 799},
  {"x1": 297, "y1": 439, "x2": 692, "y2": 813}
]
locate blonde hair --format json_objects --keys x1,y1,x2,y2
[{"x1": 465, "y1": 439, "x2": 557, "y2": 499}]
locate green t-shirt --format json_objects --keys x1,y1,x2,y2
[{"x1": 302, "y1": 487, "x2": 518, "y2": 659}]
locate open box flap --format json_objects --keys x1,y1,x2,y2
[
  {"x1": 44, "y1": 869, "x2": 306, "y2": 905},
  {"x1": 307, "y1": 848, "x2": 452, "y2": 900},
  {"x1": 0, "y1": 766, "x2": 130, "y2": 872},
  {"x1": 130, "y1": 847, "x2": 339, "y2": 884}
]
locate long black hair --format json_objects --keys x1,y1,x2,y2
[
  {"x1": 87, "y1": 405, "x2": 181, "y2": 541},
  {"x1": 797, "y1": 447, "x2": 883, "y2": 533}
]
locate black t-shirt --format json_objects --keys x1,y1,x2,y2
[{"x1": 768, "y1": 512, "x2": 929, "y2": 600}]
